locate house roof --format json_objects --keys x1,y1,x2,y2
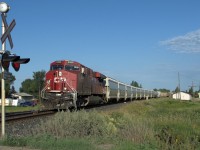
[
  {"x1": 173, "y1": 91, "x2": 190, "y2": 95},
  {"x1": 15, "y1": 92, "x2": 33, "y2": 97}
]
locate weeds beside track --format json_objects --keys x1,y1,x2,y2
[{"x1": 1, "y1": 98, "x2": 200, "y2": 150}]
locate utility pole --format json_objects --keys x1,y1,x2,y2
[
  {"x1": 0, "y1": 1, "x2": 10, "y2": 138},
  {"x1": 199, "y1": 82, "x2": 200, "y2": 91},
  {"x1": 1, "y1": 12, "x2": 5, "y2": 137},
  {"x1": 0, "y1": 2, "x2": 30, "y2": 138},
  {"x1": 178, "y1": 72, "x2": 181, "y2": 99},
  {"x1": 188, "y1": 81, "x2": 196, "y2": 98}
]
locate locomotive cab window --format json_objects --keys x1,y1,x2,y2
[
  {"x1": 65, "y1": 65, "x2": 80, "y2": 71},
  {"x1": 51, "y1": 65, "x2": 64, "y2": 70}
]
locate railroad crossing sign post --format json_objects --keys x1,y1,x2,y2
[
  {"x1": 0, "y1": 2, "x2": 12, "y2": 138},
  {"x1": 0, "y1": 2, "x2": 29, "y2": 138}
]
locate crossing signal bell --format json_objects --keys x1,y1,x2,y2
[{"x1": 1, "y1": 51, "x2": 30, "y2": 72}]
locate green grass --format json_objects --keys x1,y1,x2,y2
[
  {"x1": 0, "y1": 104, "x2": 42, "y2": 113},
  {"x1": 1, "y1": 98, "x2": 200, "y2": 150},
  {"x1": 1, "y1": 135, "x2": 98, "y2": 150}
]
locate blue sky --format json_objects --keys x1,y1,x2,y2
[{"x1": 2, "y1": 0, "x2": 200, "y2": 92}]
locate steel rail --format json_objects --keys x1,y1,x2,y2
[{"x1": 0, "y1": 109, "x2": 57, "y2": 122}]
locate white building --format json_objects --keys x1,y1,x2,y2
[
  {"x1": 12, "y1": 93, "x2": 33, "y2": 101},
  {"x1": 172, "y1": 92, "x2": 192, "y2": 101},
  {"x1": 0, "y1": 98, "x2": 12, "y2": 106},
  {"x1": 0, "y1": 93, "x2": 34, "y2": 106}
]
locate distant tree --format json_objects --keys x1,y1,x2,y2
[
  {"x1": 130, "y1": 80, "x2": 142, "y2": 88},
  {"x1": 194, "y1": 91, "x2": 199, "y2": 98},
  {"x1": 9, "y1": 85, "x2": 16, "y2": 96},
  {"x1": 174, "y1": 86, "x2": 180, "y2": 93},
  {"x1": 20, "y1": 70, "x2": 46, "y2": 99},
  {"x1": 155, "y1": 88, "x2": 170, "y2": 93},
  {"x1": 20, "y1": 78, "x2": 34, "y2": 93},
  {"x1": 189, "y1": 87, "x2": 194, "y2": 97},
  {"x1": 0, "y1": 73, "x2": 16, "y2": 97},
  {"x1": 33, "y1": 70, "x2": 46, "y2": 94}
]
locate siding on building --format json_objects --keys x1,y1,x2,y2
[{"x1": 172, "y1": 92, "x2": 191, "y2": 100}]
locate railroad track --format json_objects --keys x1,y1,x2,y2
[
  {"x1": 0, "y1": 109, "x2": 57, "y2": 122},
  {"x1": 0, "y1": 100, "x2": 136, "y2": 122}
]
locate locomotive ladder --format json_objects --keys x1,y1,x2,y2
[
  {"x1": 65, "y1": 82, "x2": 77, "y2": 109},
  {"x1": 41, "y1": 82, "x2": 49, "y2": 99}
]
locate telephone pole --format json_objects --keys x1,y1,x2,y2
[
  {"x1": 178, "y1": 72, "x2": 181, "y2": 99},
  {"x1": 188, "y1": 81, "x2": 196, "y2": 98},
  {"x1": 0, "y1": 1, "x2": 10, "y2": 138}
]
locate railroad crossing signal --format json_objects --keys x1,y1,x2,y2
[
  {"x1": 12, "y1": 58, "x2": 30, "y2": 72},
  {"x1": 0, "y1": 2, "x2": 30, "y2": 138},
  {"x1": 1, "y1": 13, "x2": 15, "y2": 49},
  {"x1": 0, "y1": 11, "x2": 30, "y2": 72},
  {"x1": 1, "y1": 51, "x2": 30, "y2": 72},
  {"x1": 1, "y1": 51, "x2": 19, "y2": 71}
]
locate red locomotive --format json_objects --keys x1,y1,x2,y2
[
  {"x1": 41, "y1": 60, "x2": 159, "y2": 110},
  {"x1": 41, "y1": 60, "x2": 106, "y2": 110}
]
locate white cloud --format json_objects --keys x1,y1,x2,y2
[{"x1": 160, "y1": 29, "x2": 200, "y2": 53}]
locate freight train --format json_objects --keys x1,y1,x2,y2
[{"x1": 41, "y1": 60, "x2": 159, "y2": 110}]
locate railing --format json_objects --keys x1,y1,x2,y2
[
  {"x1": 41, "y1": 82, "x2": 49, "y2": 99},
  {"x1": 65, "y1": 82, "x2": 77, "y2": 108}
]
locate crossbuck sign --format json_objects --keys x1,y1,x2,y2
[{"x1": 1, "y1": 13, "x2": 16, "y2": 49}]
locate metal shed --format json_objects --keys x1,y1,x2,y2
[{"x1": 172, "y1": 92, "x2": 192, "y2": 100}]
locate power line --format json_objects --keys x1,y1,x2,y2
[{"x1": 188, "y1": 81, "x2": 197, "y2": 97}]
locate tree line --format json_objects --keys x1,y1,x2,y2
[{"x1": 0, "y1": 70, "x2": 46, "y2": 99}]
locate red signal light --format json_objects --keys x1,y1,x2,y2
[
  {"x1": 12, "y1": 58, "x2": 30, "y2": 72},
  {"x1": 1, "y1": 52, "x2": 20, "y2": 71},
  {"x1": 1, "y1": 51, "x2": 30, "y2": 72},
  {"x1": 12, "y1": 62, "x2": 20, "y2": 71}
]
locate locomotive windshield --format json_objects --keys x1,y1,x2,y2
[
  {"x1": 51, "y1": 65, "x2": 64, "y2": 70},
  {"x1": 65, "y1": 65, "x2": 79, "y2": 71}
]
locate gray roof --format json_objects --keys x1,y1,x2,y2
[{"x1": 16, "y1": 92, "x2": 33, "y2": 97}]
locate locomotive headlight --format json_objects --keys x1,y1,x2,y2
[{"x1": 59, "y1": 71, "x2": 62, "y2": 76}]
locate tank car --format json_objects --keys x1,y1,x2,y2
[{"x1": 41, "y1": 60, "x2": 159, "y2": 110}]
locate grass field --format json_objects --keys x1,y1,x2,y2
[
  {"x1": 0, "y1": 105, "x2": 41, "y2": 113},
  {"x1": 1, "y1": 98, "x2": 200, "y2": 150}
]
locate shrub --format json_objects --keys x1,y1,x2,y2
[{"x1": 34, "y1": 110, "x2": 111, "y2": 139}]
